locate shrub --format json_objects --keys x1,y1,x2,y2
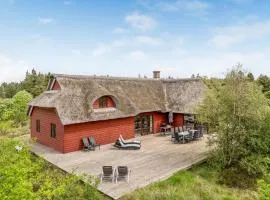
[
  {"x1": 197, "y1": 66, "x2": 270, "y2": 188},
  {"x1": 0, "y1": 138, "x2": 103, "y2": 200},
  {"x1": 258, "y1": 179, "x2": 270, "y2": 200},
  {"x1": 0, "y1": 121, "x2": 14, "y2": 135}
]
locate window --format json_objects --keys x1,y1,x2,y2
[
  {"x1": 99, "y1": 96, "x2": 108, "y2": 108},
  {"x1": 36, "y1": 120, "x2": 40, "y2": 133},
  {"x1": 50, "y1": 123, "x2": 56, "y2": 138}
]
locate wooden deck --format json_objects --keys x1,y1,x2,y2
[{"x1": 31, "y1": 134, "x2": 209, "y2": 199}]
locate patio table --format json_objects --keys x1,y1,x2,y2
[
  {"x1": 160, "y1": 125, "x2": 172, "y2": 135},
  {"x1": 189, "y1": 129, "x2": 198, "y2": 134},
  {"x1": 178, "y1": 131, "x2": 190, "y2": 143}
]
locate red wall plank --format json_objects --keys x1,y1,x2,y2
[
  {"x1": 172, "y1": 113, "x2": 184, "y2": 127},
  {"x1": 63, "y1": 117, "x2": 134, "y2": 153},
  {"x1": 52, "y1": 80, "x2": 61, "y2": 90},
  {"x1": 30, "y1": 107, "x2": 64, "y2": 152},
  {"x1": 138, "y1": 112, "x2": 167, "y2": 134}
]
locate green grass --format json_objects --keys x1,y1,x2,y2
[
  {"x1": 0, "y1": 137, "x2": 108, "y2": 200},
  {"x1": 121, "y1": 163, "x2": 258, "y2": 200}
]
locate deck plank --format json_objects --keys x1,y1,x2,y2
[{"x1": 31, "y1": 134, "x2": 209, "y2": 199}]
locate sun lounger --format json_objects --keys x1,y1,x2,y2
[
  {"x1": 114, "y1": 139, "x2": 141, "y2": 150},
  {"x1": 119, "y1": 134, "x2": 141, "y2": 145}
]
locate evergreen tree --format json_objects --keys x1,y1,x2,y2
[{"x1": 247, "y1": 72, "x2": 255, "y2": 81}]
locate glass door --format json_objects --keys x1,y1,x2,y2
[{"x1": 134, "y1": 115, "x2": 153, "y2": 136}]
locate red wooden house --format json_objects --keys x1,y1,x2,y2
[{"x1": 28, "y1": 72, "x2": 205, "y2": 153}]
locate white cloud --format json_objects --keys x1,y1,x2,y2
[
  {"x1": 135, "y1": 36, "x2": 163, "y2": 45},
  {"x1": 125, "y1": 13, "x2": 157, "y2": 31},
  {"x1": 176, "y1": 0, "x2": 209, "y2": 13},
  {"x1": 128, "y1": 50, "x2": 148, "y2": 60},
  {"x1": 38, "y1": 18, "x2": 54, "y2": 24},
  {"x1": 0, "y1": 55, "x2": 30, "y2": 83},
  {"x1": 92, "y1": 44, "x2": 111, "y2": 56},
  {"x1": 71, "y1": 49, "x2": 82, "y2": 55},
  {"x1": 142, "y1": 0, "x2": 210, "y2": 15},
  {"x1": 112, "y1": 27, "x2": 128, "y2": 34},
  {"x1": 210, "y1": 20, "x2": 270, "y2": 48},
  {"x1": 111, "y1": 39, "x2": 127, "y2": 47},
  {"x1": 63, "y1": 1, "x2": 72, "y2": 5}
]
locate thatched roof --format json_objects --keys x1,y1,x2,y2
[{"x1": 29, "y1": 74, "x2": 205, "y2": 125}]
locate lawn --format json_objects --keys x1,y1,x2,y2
[{"x1": 121, "y1": 163, "x2": 258, "y2": 200}]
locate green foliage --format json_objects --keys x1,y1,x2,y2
[
  {"x1": 10, "y1": 90, "x2": 33, "y2": 124},
  {"x1": 258, "y1": 179, "x2": 270, "y2": 200},
  {"x1": 247, "y1": 72, "x2": 255, "y2": 81},
  {"x1": 0, "y1": 90, "x2": 32, "y2": 135},
  {"x1": 0, "y1": 138, "x2": 104, "y2": 200},
  {"x1": 121, "y1": 163, "x2": 258, "y2": 200},
  {"x1": 257, "y1": 75, "x2": 270, "y2": 94},
  {"x1": 0, "y1": 69, "x2": 50, "y2": 98},
  {"x1": 197, "y1": 66, "x2": 270, "y2": 188},
  {"x1": 0, "y1": 121, "x2": 14, "y2": 134},
  {"x1": 21, "y1": 69, "x2": 50, "y2": 97},
  {"x1": 0, "y1": 82, "x2": 21, "y2": 98}
]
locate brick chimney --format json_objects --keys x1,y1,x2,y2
[{"x1": 153, "y1": 71, "x2": 160, "y2": 79}]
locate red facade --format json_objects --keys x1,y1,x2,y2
[
  {"x1": 31, "y1": 107, "x2": 64, "y2": 152},
  {"x1": 64, "y1": 117, "x2": 134, "y2": 153},
  {"x1": 172, "y1": 113, "x2": 185, "y2": 127},
  {"x1": 51, "y1": 80, "x2": 61, "y2": 90},
  {"x1": 30, "y1": 107, "x2": 184, "y2": 153}
]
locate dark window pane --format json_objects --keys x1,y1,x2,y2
[
  {"x1": 99, "y1": 96, "x2": 107, "y2": 108},
  {"x1": 36, "y1": 120, "x2": 40, "y2": 133},
  {"x1": 50, "y1": 123, "x2": 56, "y2": 138}
]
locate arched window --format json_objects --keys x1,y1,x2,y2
[
  {"x1": 99, "y1": 96, "x2": 108, "y2": 108},
  {"x1": 93, "y1": 96, "x2": 116, "y2": 109}
]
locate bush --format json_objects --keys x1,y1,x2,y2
[
  {"x1": 219, "y1": 167, "x2": 256, "y2": 189},
  {"x1": 0, "y1": 121, "x2": 14, "y2": 135},
  {"x1": 258, "y1": 179, "x2": 270, "y2": 200},
  {"x1": 0, "y1": 138, "x2": 104, "y2": 200},
  {"x1": 197, "y1": 66, "x2": 270, "y2": 188}
]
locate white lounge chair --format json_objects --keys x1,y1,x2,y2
[{"x1": 119, "y1": 134, "x2": 141, "y2": 145}]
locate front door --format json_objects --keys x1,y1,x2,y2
[{"x1": 134, "y1": 115, "x2": 153, "y2": 136}]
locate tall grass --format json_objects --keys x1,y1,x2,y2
[{"x1": 121, "y1": 163, "x2": 258, "y2": 200}]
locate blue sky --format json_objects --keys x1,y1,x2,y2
[{"x1": 1, "y1": 0, "x2": 270, "y2": 82}]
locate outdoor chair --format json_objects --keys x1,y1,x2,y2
[
  {"x1": 82, "y1": 137, "x2": 94, "y2": 151},
  {"x1": 183, "y1": 125, "x2": 187, "y2": 132},
  {"x1": 119, "y1": 134, "x2": 141, "y2": 145},
  {"x1": 171, "y1": 127, "x2": 176, "y2": 141},
  {"x1": 193, "y1": 130, "x2": 201, "y2": 140},
  {"x1": 184, "y1": 132, "x2": 193, "y2": 143},
  {"x1": 88, "y1": 136, "x2": 100, "y2": 150},
  {"x1": 115, "y1": 166, "x2": 131, "y2": 183},
  {"x1": 173, "y1": 132, "x2": 181, "y2": 143},
  {"x1": 114, "y1": 139, "x2": 141, "y2": 150},
  {"x1": 100, "y1": 166, "x2": 115, "y2": 183},
  {"x1": 198, "y1": 127, "x2": 204, "y2": 137},
  {"x1": 179, "y1": 126, "x2": 183, "y2": 133}
]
